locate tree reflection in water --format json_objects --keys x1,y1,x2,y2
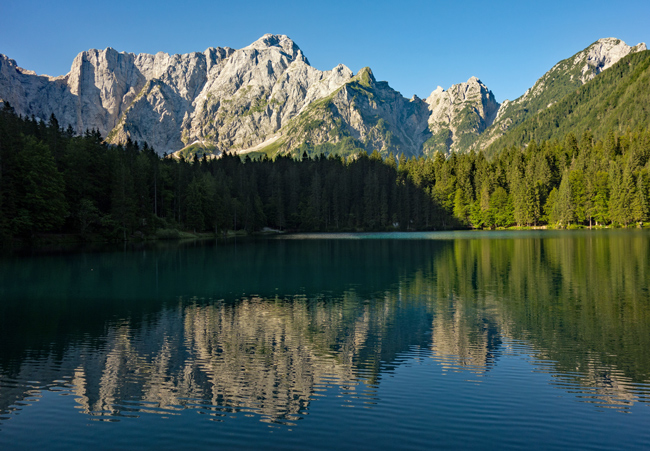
[{"x1": 0, "y1": 230, "x2": 649, "y2": 424}]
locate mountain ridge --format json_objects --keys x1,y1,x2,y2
[
  {"x1": 483, "y1": 48, "x2": 650, "y2": 155},
  {"x1": 0, "y1": 35, "x2": 646, "y2": 157},
  {"x1": 473, "y1": 37, "x2": 647, "y2": 151}
]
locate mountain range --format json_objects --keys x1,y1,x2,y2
[{"x1": 0, "y1": 35, "x2": 646, "y2": 158}]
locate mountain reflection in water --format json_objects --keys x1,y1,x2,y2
[{"x1": 1, "y1": 231, "x2": 649, "y2": 433}]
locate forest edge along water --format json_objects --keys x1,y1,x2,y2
[{"x1": 2, "y1": 104, "x2": 650, "y2": 248}]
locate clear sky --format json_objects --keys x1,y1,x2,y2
[{"x1": 1, "y1": 0, "x2": 648, "y2": 102}]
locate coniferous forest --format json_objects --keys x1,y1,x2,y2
[{"x1": 1, "y1": 102, "x2": 649, "y2": 244}]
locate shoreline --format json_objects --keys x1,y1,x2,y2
[{"x1": 4, "y1": 223, "x2": 648, "y2": 250}]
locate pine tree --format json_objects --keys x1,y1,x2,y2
[
  {"x1": 544, "y1": 188, "x2": 558, "y2": 225},
  {"x1": 453, "y1": 188, "x2": 469, "y2": 225},
  {"x1": 631, "y1": 171, "x2": 649, "y2": 224},
  {"x1": 111, "y1": 157, "x2": 136, "y2": 240},
  {"x1": 489, "y1": 187, "x2": 513, "y2": 228},
  {"x1": 569, "y1": 169, "x2": 586, "y2": 224},
  {"x1": 185, "y1": 176, "x2": 206, "y2": 232},
  {"x1": 14, "y1": 136, "x2": 68, "y2": 236},
  {"x1": 592, "y1": 172, "x2": 610, "y2": 226},
  {"x1": 553, "y1": 170, "x2": 575, "y2": 228}
]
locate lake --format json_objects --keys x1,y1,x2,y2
[{"x1": 1, "y1": 230, "x2": 650, "y2": 450}]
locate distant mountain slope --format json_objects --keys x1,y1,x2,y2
[
  {"x1": 0, "y1": 36, "x2": 646, "y2": 158},
  {"x1": 260, "y1": 38, "x2": 646, "y2": 158},
  {"x1": 258, "y1": 67, "x2": 432, "y2": 158},
  {"x1": 484, "y1": 49, "x2": 650, "y2": 154},
  {"x1": 472, "y1": 38, "x2": 647, "y2": 151},
  {"x1": 0, "y1": 35, "x2": 354, "y2": 154}
]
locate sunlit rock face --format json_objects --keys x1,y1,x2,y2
[
  {"x1": 0, "y1": 34, "x2": 499, "y2": 157},
  {"x1": 0, "y1": 36, "x2": 645, "y2": 156},
  {"x1": 424, "y1": 76, "x2": 500, "y2": 155},
  {"x1": 277, "y1": 67, "x2": 433, "y2": 158},
  {"x1": 0, "y1": 34, "x2": 354, "y2": 155},
  {"x1": 577, "y1": 38, "x2": 647, "y2": 83}
]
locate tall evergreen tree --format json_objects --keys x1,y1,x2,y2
[
  {"x1": 554, "y1": 170, "x2": 575, "y2": 228},
  {"x1": 14, "y1": 136, "x2": 68, "y2": 236}
]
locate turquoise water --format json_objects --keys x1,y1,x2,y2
[{"x1": 1, "y1": 230, "x2": 649, "y2": 449}]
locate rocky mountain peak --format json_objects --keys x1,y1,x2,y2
[
  {"x1": 425, "y1": 77, "x2": 486, "y2": 104},
  {"x1": 247, "y1": 33, "x2": 294, "y2": 49},
  {"x1": 423, "y1": 76, "x2": 500, "y2": 154},
  {"x1": 244, "y1": 34, "x2": 307, "y2": 64},
  {"x1": 425, "y1": 77, "x2": 497, "y2": 116},
  {"x1": 1, "y1": 35, "x2": 644, "y2": 158},
  {"x1": 517, "y1": 37, "x2": 646, "y2": 103},
  {"x1": 344, "y1": 66, "x2": 376, "y2": 90},
  {"x1": 579, "y1": 37, "x2": 647, "y2": 83},
  {"x1": 330, "y1": 63, "x2": 352, "y2": 76}
]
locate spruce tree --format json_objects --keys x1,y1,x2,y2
[{"x1": 14, "y1": 136, "x2": 68, "y2": 236}]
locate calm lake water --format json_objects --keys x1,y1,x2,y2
[{"x1": 1, "y1": 230, "x2": 650, "y2": 450}]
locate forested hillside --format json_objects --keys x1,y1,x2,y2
[
  {"x1": 1, "y1": 100, "x2": 648, "y2": 244},
  {"x1": 485, "y1": 50, "x2": 650, "y2": 154}
]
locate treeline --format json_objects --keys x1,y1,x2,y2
[
  {"x1": 0, "y1": 104, "x2": 456, "y2": 243},
  {"x1": 1, "y1": 102, "x2": 649, "y2": 244},
  {"x1": 424, "y1": 128, "x2": 650, "y2": 228}
]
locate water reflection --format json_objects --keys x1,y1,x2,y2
[
  {"x1": 0, "y1": 292, "x2": 431, "y2": 425},
  {"x1": 0, "y1": 231, "x2": 649, "y2": 427}
]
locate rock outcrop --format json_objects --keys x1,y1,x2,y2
[
  {"x1": 271, "y1": 67, "x2": 432, "y2": 158},
  {"x1": 424, "y1": 77, "x2": 499, "y2": 154}
]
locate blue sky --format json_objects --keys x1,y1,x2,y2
[{"x1": 2, "y1": 0, "x2": 648, "y2": 102}]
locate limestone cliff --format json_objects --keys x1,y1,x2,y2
[
  {"x1": 424, "y1": 77, "x2": 499, "y2": 155},
  {"x1": 0, "y1": 34, "x2": 354, "y2": 155},
  {"x1": 269, "y1": 67, "x2": 432, "y2": 158},
  {"x1": 1, "y1": 35, "x2": 645, "y2": 157}
]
